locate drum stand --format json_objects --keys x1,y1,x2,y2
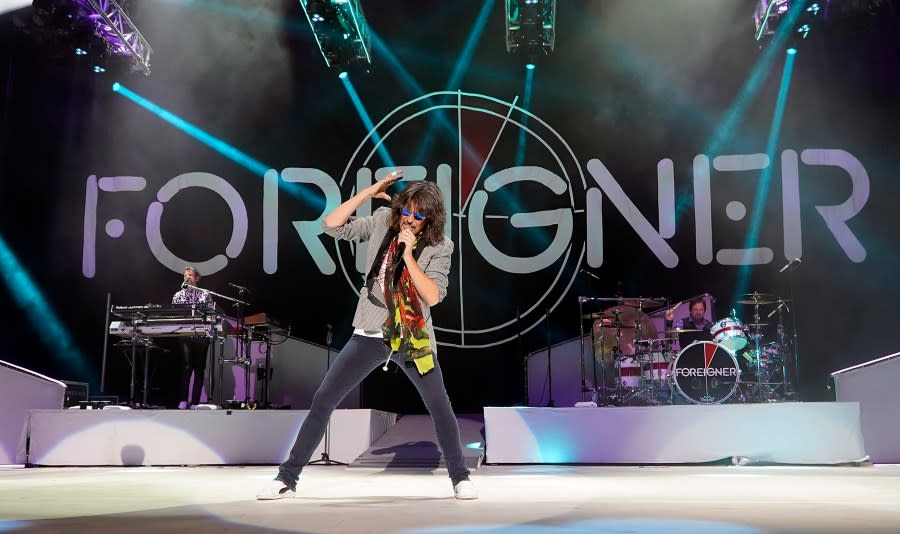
[
  {"x1": 772, "y1": 300, "x2": 797, "y2": 398},
  {"x1": 744, "y1": 300, "x2": 785, "y2": 403}
]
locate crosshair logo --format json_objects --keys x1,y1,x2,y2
[{"x1": 337, "y1": 91, "x2": 586, "y2": 348}]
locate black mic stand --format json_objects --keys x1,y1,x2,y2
[
  {"x1": 183, "y1": 283, "x2": 250, "y2": 406},
  {"x1": 309, "y1": 323, "x2": 347, "y2": 466},
  {"x1": 234, "y1": 287, "x2": 252, "y2": 405},
  {"x1": 785, "y1": 261, "x2": 801, "y2": 400},
  {"x1": 545, "y1": 308, "x2": 555, "y2": 407}
]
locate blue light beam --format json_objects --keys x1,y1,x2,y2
[
  {"x1": 413, "y1": 0, "x2": 496, "y2": 163},
  {"x1": 514, "y1": 63, "x2": 536, "y2": 166},
  {"x1": 112, "y1": 83, "x2": 269, "y2": 176},
  {"x1": 0, "y1": 234, "x2": 91, "y2": 379},
  {"x1": 339, "y1": 74, "x2": 395, "y2": 167},
  {"x1": 733, "y1": 48, "x2": 797, "y2": 301},
  {"x1": 111, "y1": 83, "x2": 317, "y2": 206}
]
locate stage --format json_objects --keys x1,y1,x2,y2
[
  {"x1": 1, "y1": 401, "x2": 891, "y2": 533},
  {"x1": 16, "y1": 401, "x2": 868, "y2": 467},
  {"x1": 1, "y1": 464, "x2": 899, "y2": 533}
]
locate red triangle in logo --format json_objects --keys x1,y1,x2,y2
[
  {"x1": 459, "y1": 110, "x2": 507, "y2": 207},
  {"x1": 704, "y1": 343, "x2": 717, "y2": 368}
]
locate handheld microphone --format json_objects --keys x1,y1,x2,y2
[
  {"x1": 393, "y1": 240, "x2": 406, "y2": 264},
  {"x1": 181, "y1": 281, "x2": 188, "y2": 290}
]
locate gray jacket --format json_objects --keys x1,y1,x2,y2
[{"x1": 322, "y1": 207, "x2": 454, "y2": 353}]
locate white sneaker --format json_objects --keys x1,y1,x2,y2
[
  {"x1": 177, "y1": 401, "x2": 187, "y2": 410},
  {"x1": 256, "y1": 480, "x2": 296, "y2": 500},
  {"x1": 453, "y1": 479, "x2": 478, "y2": 500}
]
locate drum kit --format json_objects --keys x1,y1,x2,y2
[{"x1": 578, "y1": 292, "x2": 798, "y2": 406}]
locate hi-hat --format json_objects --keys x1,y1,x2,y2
[
  {"x1": 736, "y1": 292, "x2": 777, "y2": 305},
  {"x1": 617, "y1": 297, "x2": 663, "y2": 309},
  {"x1": 665, "y1": 327, "x2": 702, "y2": 335},
  {"x1": 745, "y1": 322, "x2": 768, "y2": 328}
]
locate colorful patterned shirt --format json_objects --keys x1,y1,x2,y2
[{"x1": 172, "y1": 287, "x2": 214, "y2": 306}]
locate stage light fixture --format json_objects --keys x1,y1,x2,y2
[
  {"x1": 754, "y1": 1, "x2": 822, "y2": 48},
  {"x1": 505, "y1": 0, "x2": 556, "y2": 61},
  {"x1": 26, "y1": 0, "x2": 152, "y2": 74},
  {"x1": 298, "y1": 0, "x2": 372, "y2": 72}
]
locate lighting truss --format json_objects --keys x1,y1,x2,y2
[
  {"x1": 27, "y1": 0, "x2": 152, "y2": 74},
  {"x1": 505, "y1": 0, "x2": 556, "y2": 58},
  {"x1": 78, "y1": 0, "x2": 152, "y2": 74},
  {"x1": 754, "y1": 0, "x2": 823, "y2": 46},
  {"x1": 76, "y1": 0, "x2": 153, "y2": 75},
  {"x1": 298, "y1": 0, "x2": 371, "y2": 70}
]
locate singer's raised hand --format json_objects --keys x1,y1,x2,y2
[
  {"x1": 368, "y1": 169, "x2": 403, "y2": 201},
  {"x1": 324, "y1": 169, "x2": 403, "y2": 228}
]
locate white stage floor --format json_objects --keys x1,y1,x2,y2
[{"x1": 1, "y1": 464, "x2": 898, "y2": 533}]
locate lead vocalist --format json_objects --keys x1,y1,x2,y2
[{"x1": 256, "y1": 170, "x2": 477, "y2": 501}]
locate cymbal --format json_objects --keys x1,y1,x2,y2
[
  {"x1": 665, "y1": 327, "x2": 702, "y2": 335},
  {"x1": 582, "y1": 311, "x2": 614, "y2": 320},
  {"x1": 591, "y1": 305, "x2": 657, "y2": 363},
  {"x1": 736, "y1": 292, "x2": 777, "y2": 305},
  {"x1": 594, "y1": 321, "x2": 636, "y2": 329},
  {"x1": 617, "y1": 297, "x2": 663, "y2": 309},
  {"x1": 745, "y1": 322, "x2": 768, "y2": 327}
]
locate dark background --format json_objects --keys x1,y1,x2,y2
[{"x1": 1, "y1": 0, "x2": 898, "y2": 413}]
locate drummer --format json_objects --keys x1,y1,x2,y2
[{"x1": 664, "y1": 296, "x2": 713, "y2": 348}]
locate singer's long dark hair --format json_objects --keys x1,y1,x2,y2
[{"x1": 389, "y1": 181, "x2": 446, "y2": 247}]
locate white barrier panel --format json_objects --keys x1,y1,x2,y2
[
  {"x1": 484, "y1": 403, "x2": 866, "y2": 465},
  {"x1": 0, "y1": 360, "x2": 65, "y2": 464},
  {"x1": 27, "y1": 409, "x2": 395, "y2": 466},
  {"x1": 832, "y1": 351, "x2": 900, "y2": 463}
]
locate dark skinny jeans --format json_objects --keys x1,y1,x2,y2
[{"x1": 277, "y1": 334, "x2": 470, "y2": 488}]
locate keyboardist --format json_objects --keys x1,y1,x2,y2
[{"x1": 172, "y1": 266, "x2": 213, "y2": 409}]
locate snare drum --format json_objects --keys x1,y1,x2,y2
[
  {"x1": 617, "y1": 357, "x2": 642, "y2": 388},
  {"x1": 669, "y1": 341, "x2": 741, "y2": 404},
  {"x1": 711, "y1": 317, "x2": 749, "y2": 352},
  {"x1": 641, "y1": 352, "x2": 670, "y2": 382}
]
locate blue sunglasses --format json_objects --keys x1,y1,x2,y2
[{"x1": 399, "y1": 207, "x2": 427, "y2": 221}]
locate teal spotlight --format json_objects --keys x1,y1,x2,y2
[
  {"x1": 112, "y1": 83, "x2": 270, "y2": 176},
  {"x1": 515, "y1": 62, "x2": 536, "y2": 166},
  {"x1": 0, "y1": 234, "x2": 91, "y2": 379},
  {"x1": 787, "y1": 47, "x2": 797, "y2": 55},
  {"x1": 732, "y1": 46, "x2": 797, "y2": 301},
  {"x1": 339, "y1": 74, "x2": 394, "y2": 167},
  {"x1": 111, "y1": 83, "x2": 317, "y2": 206},
  {"x1": 412, "y1": 0, "x2": 496, "y2": 163},
  {"x1": 338, "y1": 71, "x2": 348, "y2": 79}
]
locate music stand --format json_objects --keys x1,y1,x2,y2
[{"x1": 309, "y1": 324, "x2": 346, "y2": 466}]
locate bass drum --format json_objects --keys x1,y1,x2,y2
[{"x1": 669, "y1": 341, "x2": 741, "y2": 404}]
